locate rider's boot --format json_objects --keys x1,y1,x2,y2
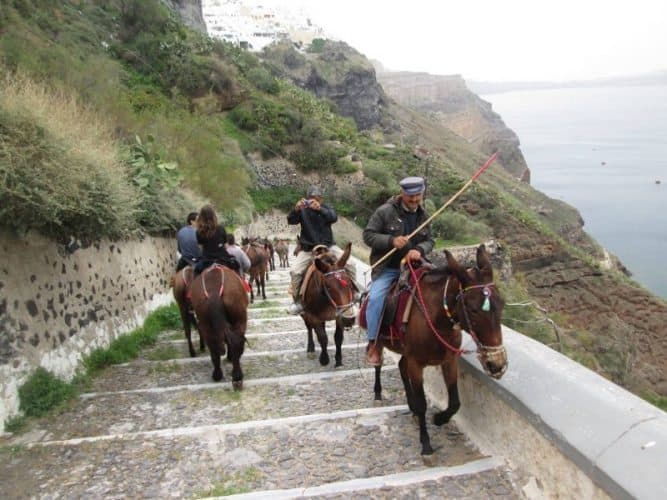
[
  {"x1": 366, "y1": 339, "x2": 383, "y2": 366},
  {"x1": 287, "y1": 300, "x2": 304, "y2": 315},
  {"x1": 287, "y1": 276, "x2": 304, "y2": 315}
]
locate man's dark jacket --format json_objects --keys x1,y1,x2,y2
[
  {"x1": 287, "y1": 204, "x2": 337, "y2": 251},
  {"x1": 363, "y1": 196, "x2": 434, "y2": 280}
]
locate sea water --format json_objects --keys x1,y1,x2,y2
[{"x1": 482, "y1": 85, "x2": 667, "y2": 299}]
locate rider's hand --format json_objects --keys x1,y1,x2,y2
[
  {"x1": 406, "y1": 249, "x2": 422, "y2": 262},
  {"x1": 296, "y1": 199, "x2": 307, "y2": 210},
  {"x1": 392, "y1": 235, "x2": 409, "y2": 249}
]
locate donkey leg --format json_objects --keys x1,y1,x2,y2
[
  {"x1": 261, "y1": 276, "x2": 266, "y2": 300},
  {"x1": 316, "y1": 322, "x2": 329, "y2": 366},
  {"x1": 190, "y1": 313, "x2": 205, "y2": 353},
  {"x1": 373, "y1": 365, "x2": 383, "y2": 402},
  {"x1": 180, "y1": 305, "x2": 196, "y2": 358},
  {"x1": 228, "y1": 333, "x2": 245, "y2": 391},
  {"x1": 407, "y1": 365, "x2": 433, "y2": 455},
  {"x1": 398, "y1": 356, "x2": 416, "y2": 413},
  {"x1": 209, "y1": 349, "x2": 223, "y2": 381},
  {"x1": 333, "y1": 322, "x2": 344, "y2": 367},
  {"x1": 433, "y1": 360, "x2": 461, "y2": 426},
  {"x1": 306, "y1": 324, "x2": 316, "y2": 357}
]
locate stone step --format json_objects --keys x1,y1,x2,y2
[
  {"x1": 157, "y1": 326, "x2": 367, "y2": 355},
  {"x1": 8, "y1": 368, "x2": 405, "y2": 442},
  {"x1": 84, "y1": 344, "x2": 388, "y2": 393},
  {"x1": 210, "y1": 458, "x2": 517, "y2": 499},
  {"x1": 248, "y1": 298, "x2": 293, "y2": 309},
  {"x1": 0, "y1": 407, "x2": 492, "y2": 499}
]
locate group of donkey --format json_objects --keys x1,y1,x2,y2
[
  {"x1": 241, "y1": 237, "x2": 290, "y2": 303},
  {"x1": 171, "y1": 242, "x2": 507, "y2": 455}
]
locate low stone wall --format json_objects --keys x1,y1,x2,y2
[
  {"x1": 0, "y1": 230, "x2": 175, "y2": 431},
  {"x1": 348, "y1": 254, "x2": 667, "y2": 499}
]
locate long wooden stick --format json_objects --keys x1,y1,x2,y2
[{"x1": 370, "y1": 152, "x2": 499, "y2": 270}]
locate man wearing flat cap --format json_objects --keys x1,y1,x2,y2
[
  {"x1": 286, "y1": 185, "x2": 358, "y2": 314},
  {"x1": 362, "y1": 176, "x2": 434, "y2": 365}
]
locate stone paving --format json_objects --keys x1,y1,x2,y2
[{"x1": 0, "y1": 268, "x2": 524, "y2": 499}]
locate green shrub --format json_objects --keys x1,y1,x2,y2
[
  {"x1": 362, "y1": 159, "x2": 397, "y2": 190},
  {"x1": 246, "y1": 67, "x2": 279, "y2": 94},
  {"x1": 289, "y1": 144, "x2": 340, "y2": 172},
  {"x1": 334, "y1": 157, "x2": 358, "y2": 174},
  {"x1": 18, "y1": 368, "x2": 75, "y2": 418},
  {"x1": 430, "y1": 210, "x2": 491, "y2": 244},
  {"x1": 250, "y1": 186, "x2": 303, "y2": 213},
  {"x1": 0, "y1": 74, "x2": 138, "y2": 241},
  {"x1": 308, "y1": 38, "x2": 326, "y2": 53},
  {"x1": 228, "y1": 101, "x2": 259, "y2": 131}
]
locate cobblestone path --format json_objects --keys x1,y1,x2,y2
[{"x1": 0, "y1": 265, "x2": 523, "y2": 499}]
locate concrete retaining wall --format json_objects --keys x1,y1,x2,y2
[
  {"x1": 0, "y1": 230, "x2": 175, "y2": 431},
  {"x1": 347, "y1": 252, "x2": 667, "y2": 499}
]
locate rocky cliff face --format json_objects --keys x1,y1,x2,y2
[
  {"x1": 307, "y1": 67, "x2": 385, "y2": 130},
  {"x1": 162, "y1": 0, "x2": 206, "y2": 32},
  {"x1": 377, "y1": 71, "x2": 529, "y2": 180},
  {"x1": 261, "y1": 40, "x2": 386, "y2": 130}
]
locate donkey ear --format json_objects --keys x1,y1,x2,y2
[
  {"x1": 337, "y1": 242, "x2": 352, "y2": 269},
  {"x1": 444, "y1": 249, "x2": 470, "y2": 287},
  {"x1": 476, "y1": 244, "x2": 493, "y2": 281}
]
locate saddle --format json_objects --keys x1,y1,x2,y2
[{"x1": 359, "y1": 265, "x2": 430, "y2": 346}]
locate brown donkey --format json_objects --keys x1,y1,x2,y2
[
  {"x1": 300, "y1": 243, "x2": 357, "y2": 367},
  {"x1": 189, "y1": 264, "x2": 249, "y2": 388},
  {"x1": 274, "y1": 239, "x2": 290, "y2": 268},
  {"x1": 361, "y1": 245, "x2": 507, "y2": 455},
  {"x1": 171, "y1": 266, "x2": 203, "y2": 357},
  {"x1": 242, "y1": 238, "x2": 268, "y2": 303}
]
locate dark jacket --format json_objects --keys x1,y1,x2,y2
[
  {"x1": 197, "y1": 225, "x2": 231, "y2": 263},
  {"x1": 363, "y1": 196, "x2": 434, "y2": 279},
  {"x1": 287, "y1": 203, "x2": 337, "y2": 251}
]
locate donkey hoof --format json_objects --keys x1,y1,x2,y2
[
  {"x1": 232, "y1": 380, "x2": 243, "y2": 391},
  {"x1": 421, "y1": 444, "x2": 434, "y2": 456},
  {"x1": 433, "y1": 412, "x2": 449, "y2": 426},
  {"x1": 212, "y1": 370, "x2": 223, "y2": 382},
  {"x1": 189, "y1": 350, "x2": 197, "y2": 358},
  {"x1": 319, "y1": 352, "x2": 330, "y2": 366}
]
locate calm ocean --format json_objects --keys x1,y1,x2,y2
[{"x1": 483, "y1": 85, "x2": 667, "y2": 300}]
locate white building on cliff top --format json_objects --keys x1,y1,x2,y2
[{"x1": 202, "y1": 0, "x2": 327, "y2": 50}]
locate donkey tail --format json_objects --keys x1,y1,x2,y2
[{"x1": 207, "y1": 297, "x2": 229, "y2": 354}]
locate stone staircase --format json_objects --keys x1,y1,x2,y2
[{"x1": 0, "y1": 267, "x2": 523, "y2": 498}]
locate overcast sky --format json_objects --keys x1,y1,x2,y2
[{"x1": 282, "y1": 0, "x2": 667, "y2": 82}]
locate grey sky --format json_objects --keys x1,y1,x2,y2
[{"x1": 284, "y1": 0, "x2": 667, "y2": 81}]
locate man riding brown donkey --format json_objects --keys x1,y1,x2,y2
[
  {"x1": 362, "y1": 177, "x2": 434, "y2": 365},
  {"x1": 286, "y1": 185, "x2": 360, "y2": 314},
  {"x1": 360, "y1": 160, "x2": 508, "y2": 455}
]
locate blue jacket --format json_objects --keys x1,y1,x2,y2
[{"x1": 176, "y1": 225, "x2": 202, "y2": 262}]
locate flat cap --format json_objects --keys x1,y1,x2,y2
[
  {"x1": 399, "y1": 176, "x2": 425, "y2": 195},
  {"x1": 307, "y1": 185, "x2": 323, "y2": 198}
]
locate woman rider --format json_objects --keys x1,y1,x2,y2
[{"x1": 194, "y1": 205, "x2": 237, "y2": 275}]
